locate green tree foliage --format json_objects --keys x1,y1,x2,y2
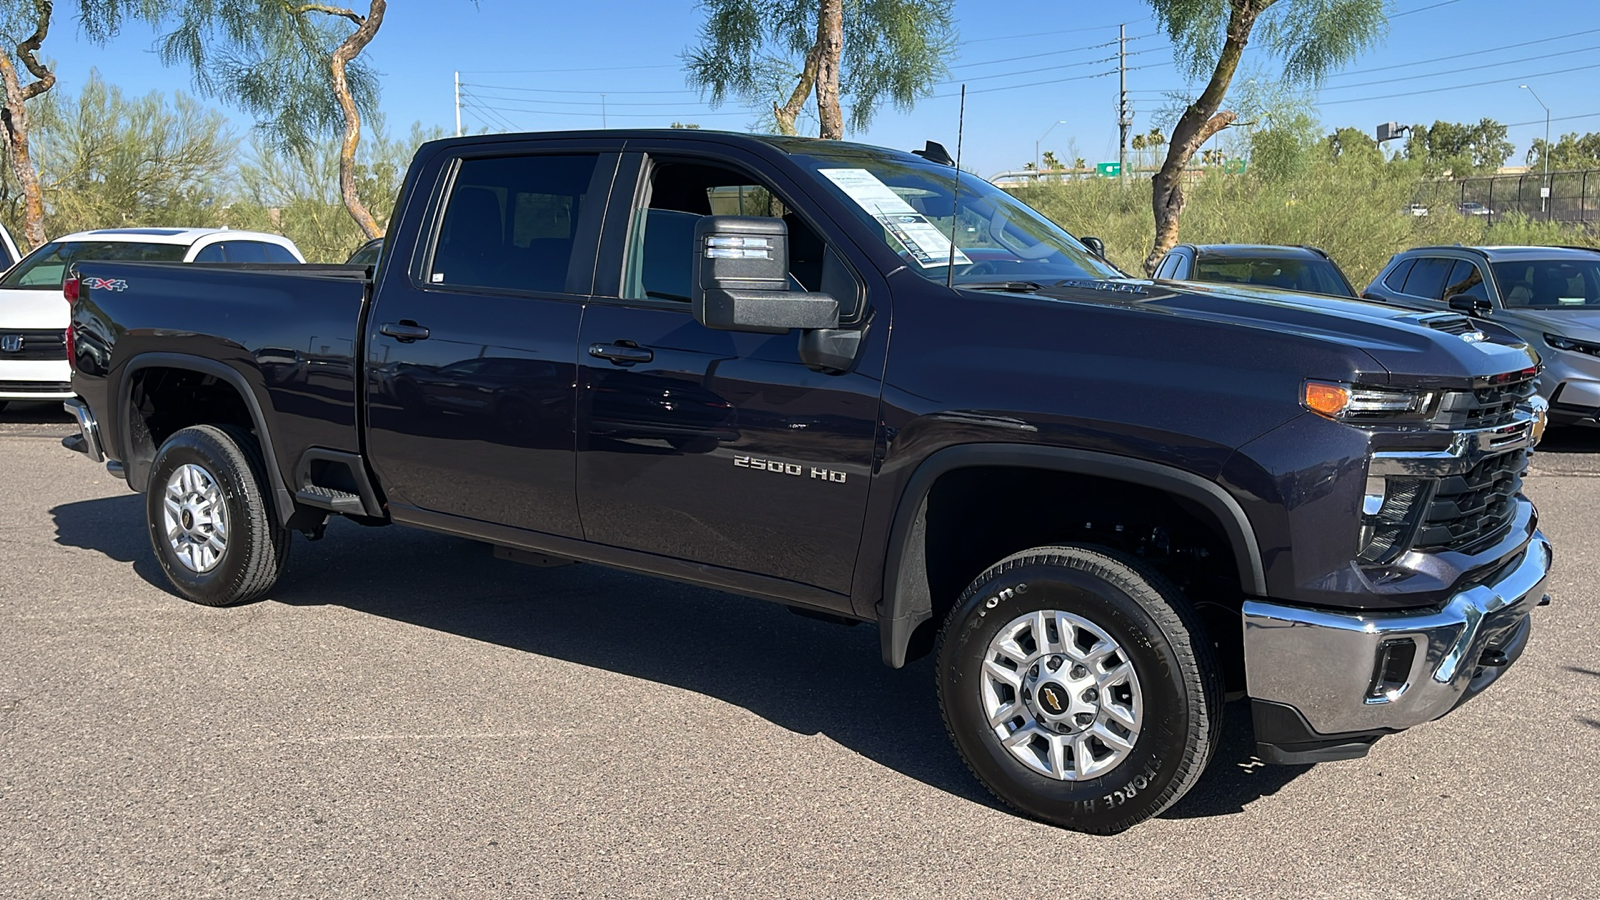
[
  {"x1": 151, "y1": 0, "x2": 389, "y2": 237},
  {"x1": 1141, "y1": 0, "x2": 1387, "y2": 273},
  {"x1": 1012, "y1": 159, "x2": 1596, "y2": 289},
  {"x1": 1404, "y1": 119, "x2": 1513, "y2": 176},
  {"x1": 1323, "y1": 125, "x2": 1382, "y2": 166},
  {"x1": 226, "y1": 117, "x2": 444, "y2": 263},
  {"x1": 1527, "y1": 132, "x2": 1600, "y2": 171},
  {"x1": 684, "y1": 0, "x2": 954, "y2": 137},
  {"x1": 17, "y1": 73, "x2": 236, "y2": 236}
]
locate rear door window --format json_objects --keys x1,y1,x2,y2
[
  {"x1": 1401, "y1": 257, "x2": 1452, "y2": 299},
  {"x1": 429, "y1": 154, "x2": 601, "y2": 294},
  {"x1": 192, "y1": 244, "x2": 227, "y2": 263}
]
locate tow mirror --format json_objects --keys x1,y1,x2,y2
[
  {"x1": 1080, "y1": 235, "x2": 1108, "y2": 258},
  {"x1": 691, "y1": 216, "x2": 839, "y2": 334},
  {"x1": 1448, "y1": 294, "x2": 1491, "y2": 316}
]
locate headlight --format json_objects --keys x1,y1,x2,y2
[
  {"x1": 1304, "y1": 381, "x2": 1435, "y2": 421},
  {"x1": 1544, "y1": 333, "x2": 1600, "y2": 356}
]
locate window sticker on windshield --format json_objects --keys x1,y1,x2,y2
[
  {"x1": 819, "y1": 168, "x2": 971, "y2": 268},
  {"x1": 819, "y1": 168, "x2": 917, "y2": 215},
  {"x1": 883, "y1": 216, "x2": 971, "y2": 268}
]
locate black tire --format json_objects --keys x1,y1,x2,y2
[
  {"x1": 145, "y1": 424, "x2": 290, "y2": 606},
  {"x1": 937, "y1": 545, "x2": 1222, "y2": 834}
]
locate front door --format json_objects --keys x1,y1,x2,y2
[
  {"x1": 575, "y1": 151, "x2": 887, "y2": 595},
  {"x1": 366, "y1": 148, "x2": 618, "y2": 538}
]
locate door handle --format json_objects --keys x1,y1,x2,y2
[
  {"x1": 380, "y1": 321, "x2": 431, "y2": 342},
  {"x1": 589, "y1": 343, "x2": 653, "y2": 365}
]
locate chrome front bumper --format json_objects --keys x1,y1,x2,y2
[{"x1": 1243, "y1": 532, "x2": 1551, "y2": 737}]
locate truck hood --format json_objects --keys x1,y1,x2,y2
[
  {"x1": 0, "y1": 287, "x2": 69, "y2": 330},
  {"x1": 1036, "y1": 279, "x2": 1539, "y2": 387}
]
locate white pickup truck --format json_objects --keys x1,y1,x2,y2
[{"x1": 0, "y1": 227, "x2": 304, "y2": 410}]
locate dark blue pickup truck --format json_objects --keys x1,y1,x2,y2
[{"x1": 61, "y1": 130, "x2": 1553, "y2": 833}]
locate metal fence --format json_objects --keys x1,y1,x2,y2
[{"x1": 1430, "y1": 168, "x2": 1600, "y2": 227}]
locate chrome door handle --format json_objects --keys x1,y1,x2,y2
[
  {"x1": 379, "y1": 322, "x2": 431, "y2": 342},
  {"x1": 589, "y1": 343, "x2": 653, "y2": 365}
]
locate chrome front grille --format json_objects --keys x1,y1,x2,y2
[
  {"x1": 1412, "y1": 448, "x2": 1525, "y2": 554},
  {"x1": 1434, "y1": 371, "x2": 1537, "y2": 431}
]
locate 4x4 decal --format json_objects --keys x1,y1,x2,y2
[{"x1": 84, "y1": 277, "x2": 129, "y2": 292}]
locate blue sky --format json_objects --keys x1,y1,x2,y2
[{"x1": 42, "y1": 0, "x2": 1600, "y2": 177}]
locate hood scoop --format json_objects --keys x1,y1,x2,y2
[{"x1": 1409, "y1": 312, "x2": 1487, "y2": 343}]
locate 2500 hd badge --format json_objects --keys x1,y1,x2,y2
[{"x1": 733, "y1": 455, "x2": 848, "y2": 483}]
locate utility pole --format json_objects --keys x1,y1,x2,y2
[
  {"x1": 1521, "y1": 84, "x2": 1551, "y2": 217},
  {"x1": 454, "y1": 71, "x2": 462, "y2": 137},
  {"x1": 601, "y1": 93, "x2": 607, "y2": 129},
  {"x1": 1118, "y1": 24, "x2": 1131, "y2": 185}
]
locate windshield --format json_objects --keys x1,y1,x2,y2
[
  {"x1": 1194, "y1": 255, "x2": 1355, "y2": 297},
  {"x1": 2, "y1": 240, "x2": 188, "y2": 289},
  {"x1": 1492, "y1": 259, "x2": 1600, "y2": 309},
  {"x1": 792, "y1": 149, "x2": 1122, "y2": 287}
]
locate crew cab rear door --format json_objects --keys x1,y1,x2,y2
[
  {"x1": 365, "y1": 139, "x2": 621, "y2": 538},
  {"x1": 574, "y1": 141, "x2": 889, "y2": 599}
]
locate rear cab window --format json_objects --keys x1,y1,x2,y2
[{"x1": 427, "y1": 154, "x2": 603, "y2": 295}]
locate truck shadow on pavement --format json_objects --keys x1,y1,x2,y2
[{"x1": 53, "y1": 496, "x2": 1309, "y2": 821}]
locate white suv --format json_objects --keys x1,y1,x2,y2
[{"x1": 0, "y1": 228, "x2": 304, "y2": 409}]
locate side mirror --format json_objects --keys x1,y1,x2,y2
[
  {"x1": 1448, "y1": 294, "x2": 1491, "y2": 316},
  {"x1": 1080, "y1": 235, "x2": 1107, "y2": 258},
  {"x1": 692, "y1": 216, "x2": 839, "y2": 334}
]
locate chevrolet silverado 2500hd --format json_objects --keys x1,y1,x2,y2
[{"x1": 62, "y1": 131, "x2": 1553, "y2": 833}]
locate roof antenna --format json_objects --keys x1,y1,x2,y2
[{"x1": 946, "y1": 84, "x2": 966, "y2": 290}]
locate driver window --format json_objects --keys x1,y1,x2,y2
[{"x1": 624, "y1": 161, "x2": 860, "y2": 318}]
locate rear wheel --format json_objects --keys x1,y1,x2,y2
[
  {"x1": 937, "y1": 545, "x2": 1222, "y2": 833},
  {"x1": 146, "y1": 424, "x2": 290, "y2": 606}
]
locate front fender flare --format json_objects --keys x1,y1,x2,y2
[{"x1": 875, "y1": 443, "x2": 1266, "y2": 667}]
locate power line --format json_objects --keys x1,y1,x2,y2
[
  {"x1": 959, "y1": 20, "x2": 1144, "y2": 46},
  {"x1": 1320, "y1": 59, "x2": 1600, "y2": 106},
  {"x1": 457, "y1": 82, "x2": 700, "y2": 96},
  {"x1": 934, "y1": 67, "x2": 1123, "y2": 99},
  {"x1": 1324, "y1": 26, "x2": 1600, "y2": 80},
  {"x1": 466, "y1": 89, "x2": 719, "y2": 109},
  {"x1": 1391, "y1": 0, "x2": 1466, "y2": 17},
  {"x1": 950, "y1": 32, "x2": 1156, "y2": 70},
  {"x1": 1322, "y1": 42, "x2": 1600, "y2": 92}
]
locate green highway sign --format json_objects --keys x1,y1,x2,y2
[{"x1": 1095, "y1": 162, "x2": 1121, "y2": 176}]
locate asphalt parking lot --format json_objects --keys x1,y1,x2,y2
[{"x1": 2, "y1": 401, "x2": 1597, "y2": 898}]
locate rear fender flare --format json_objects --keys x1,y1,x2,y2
[
  {"x1": 875, "y1": 443, "x2": 1266, "y2": 667},
  {"x1": 116, "y1": 352, "x2": 296, "y2": 526}
]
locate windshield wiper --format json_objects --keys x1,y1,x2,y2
[{"x1": 955, "y1": 281, "x2": 1042, "y2": 294}]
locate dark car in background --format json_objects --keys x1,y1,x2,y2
[
  {"x1": 346, "y1": 238, "x2": 383, "y2": 267},
  {"x1": 1153, "y1": 244, "x2": 1359, "y2": 297},
  {"x1": 1363, "y1": 245, "x2": 1600, "y2": 426}
]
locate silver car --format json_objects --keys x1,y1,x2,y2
[{"x1": 1362, "y1": 245, "x2": 1600, "y2": 426}]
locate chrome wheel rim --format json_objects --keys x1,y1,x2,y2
[
  {"x1": 980, "y1": 609, "x2": 1143, "y2": 781},
  {"x1": 162, "y1": 463, "x2": 230, "y2": 574}
]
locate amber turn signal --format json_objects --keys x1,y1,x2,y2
[{"x1": 1303, "y1": 381, "x2": 1351, "y2": 417}]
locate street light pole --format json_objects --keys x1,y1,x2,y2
[
  {"x1": 1036, "y1": 120, "x2": 1067, "y2": 179},
  {"x1": 1521, "y1": 84, "x2": 1551, "y2": 215}
]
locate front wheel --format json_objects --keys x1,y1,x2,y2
[
  {"x1": 937, "y1": 545, "x2": 1222, "y2": 833},
  {"x1": 146, "y1": 424, "x2": 290, "y2": 606}
]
